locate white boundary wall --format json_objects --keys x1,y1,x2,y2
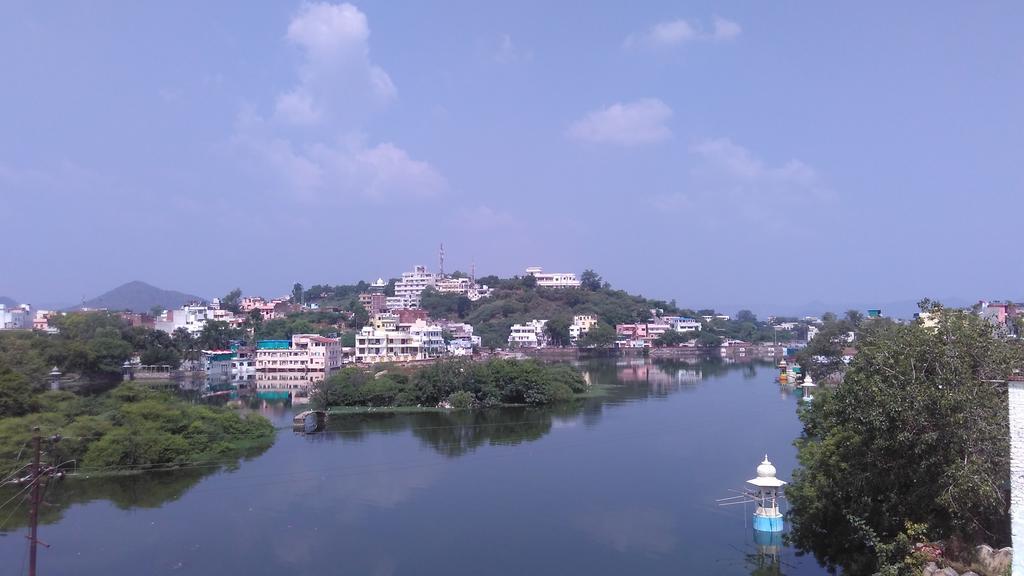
[{"x1": 1009, "y1": 382, "x2": 1024, "y2": 575}]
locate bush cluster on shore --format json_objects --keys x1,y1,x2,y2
[
  {"x1": 0, "y1": 383, "x2": 275, "y2": 474},
  {"x1": 314, "y1": 359, "x2": 587, "y2": 409}
]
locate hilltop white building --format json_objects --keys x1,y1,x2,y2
[{"x1": 525, "y1": 267, "x2": 580, "y2": 288}]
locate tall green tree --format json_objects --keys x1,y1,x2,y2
[
  {"x1": 577, "y1": 322, "x2": 616, "y2": 348},
  {"x1": 291, "y1": 282, "x2": 304, "y2": 305},
  {"x1": 0, "y1": 368, "x2": 36, "y2": 418},
  {"x1": 580, "y1": 269, "x2": 603, "y2": 291},
  {"x1": 787, "y1": 306, "x2": 1020, "y2": 574},
  {"x1": 544, "y1": 316, "x2": 572, "y2": 347},
  {"x1": 221, "y1": 288, "x2": 243, "y2": 313}
]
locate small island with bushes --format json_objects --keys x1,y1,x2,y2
[
  {"x1": 0, "y1": 383, "x2": 275, "y2": 475},
  {"x1": 313, "y1": 358, "x2": 588, "y2": 411}
]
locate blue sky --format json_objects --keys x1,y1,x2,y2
[{"x1": 2, "y1": 2, "x2": 1022, "y2": 312}]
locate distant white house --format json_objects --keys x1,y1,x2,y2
[
  {"x1": 508, "y1": 320, "x2": 549, "y2": 348},
  {"x1": 569, "y1": 315, "x2": 598, "y2": 344},
  {"x1": 0, "y1": 304, "x2": 32, "y2": 330},
  {"x1": 525, "y1": 267, "x2": 580, "y2": 288}
]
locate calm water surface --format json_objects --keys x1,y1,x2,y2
[{"x1": 1, "y1": 359, "x2": 830, "y2": 575}]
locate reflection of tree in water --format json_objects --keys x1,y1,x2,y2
[
  {"x1": 323, "y1": 358, "x2": 778, "y2": 459},
  {"x1": 0, "y1": 444, "x2": 271, "y2": 531},
  {"x1": 325, "y1": 406, "x2": 584, "y2": 457}
]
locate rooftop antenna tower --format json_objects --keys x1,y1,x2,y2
[
  {"x1": 439, "y1": 243, "x2": 446, "y2": 278},
  {"x1": 471, "y1": 261, "x2": 476, "y2": 284}
]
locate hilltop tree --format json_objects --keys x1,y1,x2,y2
[
  {"x1": 580, "y1": 269, "x2": 603, "y2": 291},
  {"x1": 291, "y1": 283, "x2": 304, "y2": 305},
  {"x1": 221, "y1": 288, "x2": 242, "y2": 313},
  {"x1": 787, "y1": 305, "x2": 1021, "y2": 574},
  {"x1": 736, "y1": 309, "x2": 757, "y2": 324}
]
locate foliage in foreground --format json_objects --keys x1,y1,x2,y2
[
  {"x1": 0, "y1": 383, "x2": 275, "y2": 474},
  {"x1": 314, "y1": 359, "x2": 588, "y2": 409},
  {"x1": 787, "y1": 306, "x2": 1020, "y2": 575}
]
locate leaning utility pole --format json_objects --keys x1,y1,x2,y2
[
  {"x1": 28, "y1": 430, "x2": 42, "y2": 576},
  {"x1": 14, "y1": 427, "x2": 63, "y2": 576}
]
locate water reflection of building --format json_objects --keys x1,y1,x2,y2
[
  {"x1": 253, "y1": 334, "x2": 342, "y2": 400},
  {"x1": 750, "y1": 529, "x2": 783, "y2": 574},
  {"x1": 615, "y1": 360, "x2": 702, "y2": 391}
]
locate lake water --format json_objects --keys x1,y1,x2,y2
[{"x1": 0, "y1": 358, "x2": 830, "y2": 575}]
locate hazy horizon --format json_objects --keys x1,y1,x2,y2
[{"x1": 3, "y1": 2, "x2": 1022, "y2": 313}]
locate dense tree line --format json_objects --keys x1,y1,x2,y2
[
  {"x1": 787, "y1": 304, "x2": 1021, "y2": 574},
  {"x1": 314, "y1": 359, "x2": 588, "y2": 409}
]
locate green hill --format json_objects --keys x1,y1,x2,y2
[{"x1": 419, "y1": 272, "x2": 684, "y2": 348}]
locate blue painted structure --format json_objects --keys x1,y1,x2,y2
[{"x1": 747, "y1": 455, "x2": 787, "y2": 533}]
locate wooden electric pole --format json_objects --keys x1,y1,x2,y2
[{"x1": 15, "y1": 427, "x2": 63, "y2": 576}]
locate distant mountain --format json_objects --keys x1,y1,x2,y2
[
  {"x1": 0, "y1": 296, "x2": 17, "y2": 308},
  {"x1": 70, "y1": 281, "x2": 205, "y2": 313}
]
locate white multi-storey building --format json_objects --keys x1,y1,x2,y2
[
  {"x1": 569, "y1": 314, "x2": 598, "y2": 344},
  {"x1": 155, "y1": 305, "x2": 238, "y2": 335},
  {"x1": 508, "y1": 320, "x2": 549, "y2": 348},
  {"x1": 254, "y1": 334, "x2": 342, "y2": 391},
  {"x1": 355, "y1": 323, "x2": 446, "y2": 363},
  {"x1": 525, "y1": 267, "x2": 580, "y2": 288},
  {"x1": 0, "y1": 304, "x2": 32, "y2": 330},
  {"x1": 393, "y1": 265, "x2": 436, "y2": 308},
  {"x1": 664, "y1": 317, "x2": 702, "y2": 332},
  {"x1": 433, "y1": 277, "x2": 494, "y2": 301},
  {"x1": 408, "y1": 319, "x2": 446, "y2": 358}
]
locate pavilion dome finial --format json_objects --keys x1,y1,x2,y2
[{"x1": 757, "y1": 456, "x2": 777, "y2": 478}]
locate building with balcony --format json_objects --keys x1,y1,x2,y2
[
  {"x1": 508, "y1": 320, "x2": 548, "y2": 348},
  {"x1": 525, "y1": 267, "x2": 580, "y2": 288},
  {"x1": 664, "y1": 317, "x2": 702, "y2": 332},
  {"x1": 355, "y1": 323, "x2": 446, "y2": 363},
  {"x1": 254, "y1": 334, "x2": 342, "y2": 390},
  {"x1": 393, "y1": 265, "x2": 436, "y2": 308}
]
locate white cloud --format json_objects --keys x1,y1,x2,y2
[
  {"x1": 625, "y1": 17, "x2": 741, "y2": 48},
  {"x1": 654, "y1": 138, "x2": 832, "y2": 231},
  {"x1": 712, "y1": 17, "x2": 742, "y2": 41},
  {"x1": 234, "y1": 113, "x2": 445, "y2": 201},
  {"x1": 234, "y1": 2, "x2": 445, "y2": 201},
  {"x1": 457, "y1": 205, "x2": 518, "y2": 230},
  {"x1": 494, "y1": 33, "x2": 530, "y2": 64},
  {"x1": 275, "y1": 2, "x2": 396, "y2": 125},
  {"x1": 567, "y1": 98, "x2": 673, "y2": 146},
  {"x1": 648, "y1": 20, "x2": 697, "y2": 46}
]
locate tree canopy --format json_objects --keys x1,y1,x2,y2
[{"x1": 787, "y1": 305, "x2": 1021, "y2": 574}]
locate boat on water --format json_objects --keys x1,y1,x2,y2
[{"x1": 293, "y1": 410, "x2": 327, "y2": 433}]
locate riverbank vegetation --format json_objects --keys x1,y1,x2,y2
[
  {"x1": 787, "y1": 303, "x2": 1021, "y2": 575},
  {"x1": 0, "y1": 383, "x2": 274, "y2": 474},
  {"x1": 314, "y1": 359, "x2": 588, "y2": 410},
  {"x1": 0, "y1": 313, "x2": 275, "y2": 475}
]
